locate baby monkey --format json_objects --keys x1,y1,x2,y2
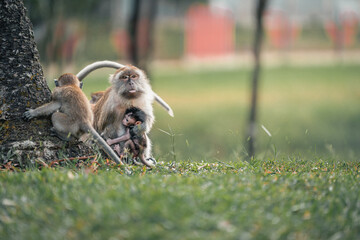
[{"x1": 106, "y1": 107, "x2": 154, "y2": 167}]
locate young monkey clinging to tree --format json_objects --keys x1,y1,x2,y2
[
  {"x1": 106, "y1": 107, "x2": 154, "y2": 168},
  {"x1": 23, "y1": 73, "x2": 124, "y2": 166}
]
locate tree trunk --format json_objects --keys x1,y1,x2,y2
[
  {"x1": 140, "y1": 0, "x2": 158, "y2": 74},
  {"x1": 246, "y1": 0, "x2": 267, "y2": 159},
  {"x1": 127, "y1": 0, "x2": 158, "y2": 74},
  {"x1": 128, "y1": 0, "x2": 141, "y2": 66},
  {"x1": 0, "y1": 0, "x2": 93, "y2": 165}
]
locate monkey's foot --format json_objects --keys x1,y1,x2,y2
[
  {"x1": 50, "y1": 128, "x2": 74, "y2": 141},
  {"x1": 130, "y1": 157, "x2": 156, "y2": 167},
  {"x1": 50, "y1": 127, "x2": 57, "y2": 137},
  {"x1": 132, "y1": 159, "x2": 142, "y2": 166},
  {"x1": 146, "y1": 157, "x2": 157, "y2": 166}
]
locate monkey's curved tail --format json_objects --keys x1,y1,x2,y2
[
  {"x1": 82, "y1": 124, "x2": 131, "y2": 175},
  {"x1": 76, "y1": 61, "x2": 174, "y2": 117},
  {"x1": 76, "y1": 61, "x2": 125, "y2": 81},
  {"x1": 153, "y1": 93, "x2": 174, "y2": 117}
]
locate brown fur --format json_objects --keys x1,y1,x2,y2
[
  {"x1": 51, "y1": 74, "x2": 93, "y2": 137},
  {"x1": 92, "y1": 65, "x2": 155, "y2": 159},
  {"x1": 90, "y1": 91, "x2": 105, "y2": 104},
  {"x1": 24, "y1": 73, "x2": 124, "y2": 165}
]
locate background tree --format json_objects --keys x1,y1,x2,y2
[
  {"x1": 0, "y1": 0, "x2": 92, "y2": 164},
  {"x1": 128, "y1": 0, "x2": 158, "y2": 73},
  {"x1": 246, "y1": 0, "x2": 268, "y2": 159},
  {"x1": 25, "y1": 0, "x2": 101, "y2": 64},
  {"x1": 128, "y1": 0, "x2": 141, "y2": 67}
]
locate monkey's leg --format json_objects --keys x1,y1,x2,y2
[
  {"x1": 113, "y1": 144, "x2": 122, "y2": 156},
  {"x1": 124, "y1": 140, "x2": 136, "y2": 155},
  {"x1": 122, "y1": 140, "x2": 137, "y2": 164},
  {"x1": 51, "y1": 112, "x2": 78, "y2": 141},
  {"x1": 107, "y1": 130, "x2": 131, "y2": 145},
  {"x1": 123, "y1": 140, "x2": 135, "y2": 157}
]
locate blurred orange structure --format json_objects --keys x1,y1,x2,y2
[
  {"x1": 112, "y1": 29, "x2": 129, "y2": 58},
  {"x1": 185, "y1": 5, "x2": 235, "y2": 58},
  {"x1": 264, "y1": 10, "x2": 301, "y2": 49},
  {"x1": 325, "y1": 10, "x2": 359, "y2": 47}
]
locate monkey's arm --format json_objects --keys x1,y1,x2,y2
[
  {"x1": 106, "y1": 129, "x2": 131, "y2": 145},
  {"x1": 23, "y1": 101, "x2": 61, "y2": 120}
]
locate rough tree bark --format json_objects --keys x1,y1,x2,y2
[{"x1": 0, "y1": 0, "x2": 93, "y2": 164}]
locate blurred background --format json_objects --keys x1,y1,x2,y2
[{"x1": 25, "y1": 0, "x2": 360, "y2": 162}]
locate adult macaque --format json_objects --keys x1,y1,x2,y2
[
  {"x1": 23, "y1": 73, "x2": 124, "y2": 166},
  {"x1": 75, "y1": 61, "x2": 174, "y2": 161},
  {"x1": 91, "y1": 65, "x2": 156, "y2": 158},
  {"x1": 106, "y1": 107, "x2": 154, "y2": 168}
]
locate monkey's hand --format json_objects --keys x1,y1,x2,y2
[
  {"x1": 106, "y1": 139, "x2": 114, "y2": 146},
  {"x1": 23, "y1": 108, "x2": 35, "y2": 121}
]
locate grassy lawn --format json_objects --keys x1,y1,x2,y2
[
  {"x1": 2, "y1": 63, "x2": 358, "y2": 239},
  {"x1": 1, "y1": 159, "x2": 359, "y2": 239}
]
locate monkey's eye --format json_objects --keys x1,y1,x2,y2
[{"x1": 131, "y1": 75, "x2": 138, "y2": 79}]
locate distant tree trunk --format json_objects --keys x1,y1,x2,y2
[
  {"x1": 0, "y1": 0, "x2": 92, "y2": 165},
  {"x1": 127, "y1": 0, "x2": 158, "y2": 74},
  {"x1": 128, "y1": 0, "x2": 141, "y2": 66},
  {"x1": 140, "y1": 0, "x2": 158, "y2": 73},
  {"x1": 246, "y1": 0, "x2": 268, "y2": 159}
]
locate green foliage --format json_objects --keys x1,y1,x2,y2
[{"x1": 1, "y1": 158, "x2": 359, "y2": 239}]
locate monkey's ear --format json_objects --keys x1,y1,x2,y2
[{"x1": 135, "y1": 121, "x2": 142, "y2": 125}]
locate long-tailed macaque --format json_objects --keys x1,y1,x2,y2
[
  {"x1": 91, "y1": 65, "x2": 156, "y2": 159},
  {"x1": 106, "y1": 107, "x2": 154, "y2": 168},
  {"x1": 23, "y1": 73, "x2": 124, "y2": 166}
]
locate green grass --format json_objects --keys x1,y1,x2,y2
[
  {"x1": 68, "y1": 63, "x2": 360, "y2": 161},
  {"x1": 2, "y1": 64, "x2": 360, "y2": 239},
  {"x1": 1, "y1": 159, "x2": 360, "y2": 239}
]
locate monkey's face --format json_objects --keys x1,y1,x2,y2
[
  {"x1": 122, "y1": 113, "x2": 137, "y2": 127},
  {"x1": 111, "y1": 66, "x2": 149, "y2": 99}
]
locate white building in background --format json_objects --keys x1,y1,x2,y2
[{"x1": 209, "y1": 0, "x2": 360, "y2": 26}]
